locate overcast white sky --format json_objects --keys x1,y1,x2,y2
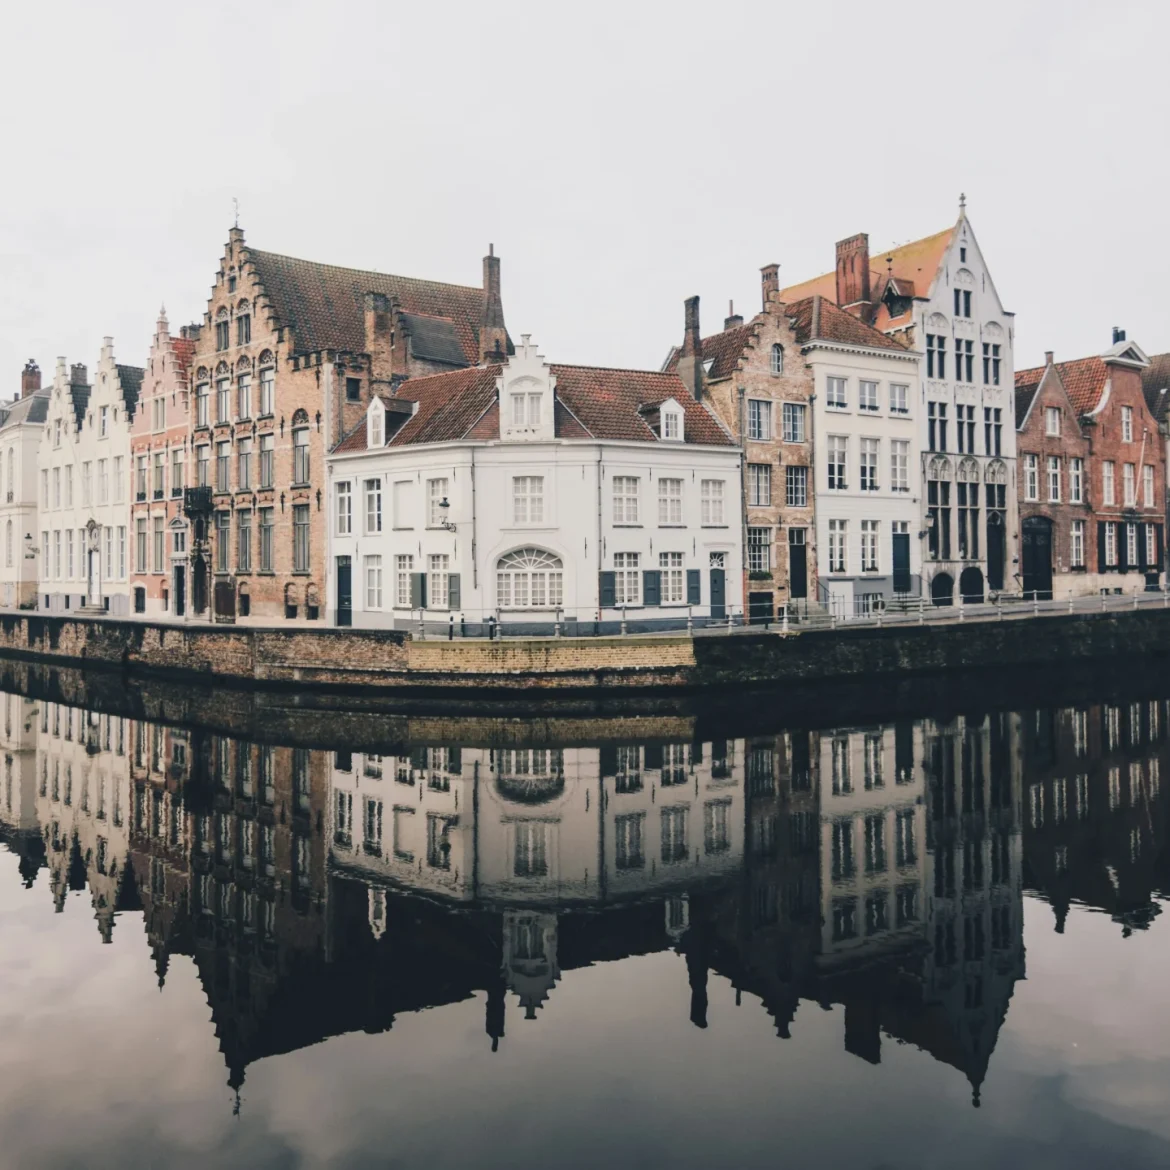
[{"x1": 1, "y1": 0, "x2": 1167, "y2": 389}]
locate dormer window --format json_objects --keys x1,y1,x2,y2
[
  {"x1": 368, "y1": 400, "x2": 385, "y2": 448},
  {"x1": 511, "y1": 391, "x2": 541, "y2": 427},
  {"x1": 770, "y1": 345, "x2": 784, "y2": 376},
  {"x1": 658, "y1": 398, "x2": 685, "y2": 442},
  {"x1": 702, "y1": 358, "x2": 715, "y2": 378}
]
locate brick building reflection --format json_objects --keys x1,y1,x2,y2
[{"x1": 2, "y1": 692, "x2": 1166, "y2": 1108}]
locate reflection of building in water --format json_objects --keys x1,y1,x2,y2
[
  {"x1": 0, "y1": 690, "x2": 44, "y2": 883},
  {"x1": 1020, "y1": 700, "x2": 1169, "y2": 934}
]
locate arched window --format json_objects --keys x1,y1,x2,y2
[
  {"x1": 497, "y1": 548, "x2": 564, "y2": 610},
  {"x1": 4, "y1": 521, "x2": 11, "y2": 568},
  {"x1": 985, "y1": 459, "x2": 1007, "y2": 485},
  {"x1": 928, "y1": 456, "x2": 951, "y2": 481},
  {"x1": 958, "y1": 457, "x2": 979, "y2": 482},
  {"x1": 770, "y1": 344, "x2": 784, "y2": 376}
]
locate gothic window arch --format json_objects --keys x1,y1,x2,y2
[
  {"x1": 496, "y1": 548, "x2": 564, "y2": 610},
  {"x1": 958, "y1": 457, "x2": 979, "y2": 482},
  {"x1": 236, "y1": 355, "x2": 251, "y2": 373},
  {"x1": 215, "y1": 307, "x2": 229, "y2": 321},
  {"x1": 236, "y1": 299, "x2": 250, "y2": 314},
  {"x1": 258, "y1": 349, "x2": 275, "y2": 367},
  {"x1": 985, "y1": 459, "x2": 1007, "y2": 485},
  {"x1": 928, "y1": 456, "x2": 952, "y2": 481},
  {"x1": 215, "y1": 361, "x2": 230, "y2": 377},
  {"x1": 196, "y1": 366, "x2": 209, "y2": 381},
  {"x1": 291, "y1": 408, "x2": 309, "y2": 426},
  {"x1": 770, "y1": 344, "x2": 784, "y2": 376}
]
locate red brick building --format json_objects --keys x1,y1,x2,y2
[{"x1": 1015, "y1": 333, "x2": 1162, "y2": 597}]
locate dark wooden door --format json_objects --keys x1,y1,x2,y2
[
  {"x1": 789, "y1": 532, "x2": 808, "y2": 599},
  {"x1": 709, "y1": 568, "x2": 726, "y2": 618},
  {"x1": 173, "y1": 565, "x2": 185, "y2": 617},
  {"x1": 987, "y1": 514, "x2": 1006, "y2": 592},
  {"x1": 1021, "y1": 517, "x2": 1053, "y2": 600},
  {"x1": 892, "y1": 532, "x2": 911, "y2": 594},
  {"x1": 336, "y1": 556, "x2": 352, "y2": 627}
]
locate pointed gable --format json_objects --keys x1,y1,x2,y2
[{"x1": 1016, "y1": 356, "x2": 1108, "y2": 417}]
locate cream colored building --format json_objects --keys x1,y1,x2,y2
[{"x1": 0, "y1": 363, "x2": 50, "y2": 607}]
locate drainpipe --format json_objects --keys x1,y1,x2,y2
[
  {"x1": 596, "y1": 448, "x2": 604, "y2": 622},
  {"x1": 471, "y1": 446, "x2": 478, "y2": 590},
  {"x1": 737, "y1": 385, "x2": 748, "y2": 620}
]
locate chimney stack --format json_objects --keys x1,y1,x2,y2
[
  {"x1": 1113, "y1": 326, "x2": 1126, "y2": 344},
  {"x1": 760, "y1": 264, "x2": 779, "y2": 309},
  {"x1": 724, "y1": 300, "x2": 743, "y2": 330},
  {"x1": 479, "y1": 244, "x2": 508, "y2": 363},
  {"x1": 21, "y1": 360, "x2": 41, "y2": 399},
  {"x1": 1045, "y1": 351, "x2": 1054, "y2": 367},
  {"x1": 677, "y1": 296, "x2": 704, "y2": 401},
  {"x1": 70, "y1": 363, "x2": 88, "y2": 387},
  {"x1": 835, "y1": 233, "x2": 872, "y2": 320}
]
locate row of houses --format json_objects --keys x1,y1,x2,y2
[{"x1": 1, "y1": 201, "x2": 1166, "y2": 627}]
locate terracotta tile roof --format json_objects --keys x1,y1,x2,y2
[
  {"x1": 1141, "y1": 352, "x2": 1170, "y2": 421},
  {"x1": 171, "y1": 337, "x2": 196, "y2": 379},
  {"x1": 246, "y1": 248, "x2": 497, "y2": 364},
  {"x1": 332, "y1": 364, "x2": 733, "y2": 453},
  {"x1": 785, "y1": 295, "x2": 910, "y2": 352},
  {"x1": 682, "y1": 324, "x2": 755, "y2": 381},
  {"x1": 1015, "y1": 356, "x2": 1107, "y2": 416}
]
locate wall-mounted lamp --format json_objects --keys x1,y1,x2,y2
[{"x1": 438, "y1": 497, "x2": 457, "y2": 533}]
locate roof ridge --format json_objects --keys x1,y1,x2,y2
[
  {"x1": 245, "y1": 247, "x2": 483, "y2": 295},
  {"x1": 549, "y1": 361, "x2": 685, "y2": 377}
]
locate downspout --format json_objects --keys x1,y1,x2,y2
[
  {"x1": 806, "y1": 362, "x2": 818, "y2": 606},
  {"x1": 737, "y1": 386, "x2": 747, "y2": 621},
  {"x1": 471, "y1": 445, "x2": 478, "y2": 589},
  {"x1": 596, "y1": 448, "x2": 604, "y2": 622}
]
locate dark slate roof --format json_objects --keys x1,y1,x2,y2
[
  {"x1": 246, "y1": 248, "x2": 500, "y2": 364},
  {"x1": 68, "y1": 382, "x2": 91, "y2": 430},
  {"x1": 400, "y1": 313, "x2": 467, "y2": 367},
  {"x1": 1141, "y1": 352, "x2": 1170, "y2": 422},
  {"x1": 333, "y1": 364, "x2": 732, "y2": 453},
  {"x1": 116, "y1": 365, "x2": 144, "y2": 419},
  {"x1": 1015, "y1": 382, "x2": 1039, "y2": 429},
  {"x1": 0, "y1": 390, "x2": 50, "y2": 432}
]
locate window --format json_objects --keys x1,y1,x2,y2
[
  {"x1": 652, "y1": 477, "x2": 681, "y2": 523},
  {"x1": 1048, "y1": 456, "x2": 1061, "y2": 502},
  {"x1": 196, "y1": 383, "x2": 209, "y2": 427},
  {"x1": 292, "y1": 428, "x2": 310, "y2": 484},
  {"x1": 981, "y1": 342, "x2": 1001, "y2": 385},
  {"x1": 661, "y1": 807, "x2": 688, "y2": 864},
  {"x1": 956, "y1": 404, "x2": 975, "y2": 453},
  {"x1": 216, "y1": 441, "x2": 230, "y2": 493},
  {"x1": 292, "y1": 505, "x2": 310, "y2": 572},
  {"x1": 52, "y1": 467, "x2": 60, "y2": 507},
  {"x1": 1144, "y1": 464, "x2": 1155, "y2": 508},
  {"x1": 117, "y1": 527, "x2": 125, "y2": 578},
  {"x1": 827, "y1": 435, "x2": 847, "y2": 490},
  {"x1": 513, "y1": 476, "x2": 545, "y2": 524},
  {"x1": 928, "y1": 402, "x2": 948, "y2": 452},
  {"x1": 427, "y1": 478, "x2": 449, "y2": 526},
  {"x1": 744, "y1": 527, "x2": 769, "y2": 573},
  {"x1": 215, "y1": 317, "x2": 230, "y2": 350},
  {"x1": 336, "y1": 482, "x2": 352, "y2": 535},
  {"x1": 859, "y1": 380, "x2": 879, "y2": 412},
  {"x1": 345, "y1": 377, "x2": 361, "y2": 403},
  {"x1": 65, "y1": 467, "x2": 72, "y2": 507},
  {"x1": 614, "y1": 552, "x2": 640, "y2": 604},
  {"x1": 238, "y1": 510, "x2": 252, "y2": 572},
  {"x1": 859, "y1": 437, "x2": 879, "y2": 491},
  {"x1": 1024, "y1": 454, "x2": 1038, "y2": 501},
  {"x1": 1071, "y1": 519, "x2": 1085, "y2": 567},
  {"x1": 770, "y1": 344, "x2": 784, "y2": 375},
  {"x1": 613, "y1": 476, "x2": 639, "y2": 524},
  {"x1": 1070, "y1": 457, "x2": 1083, "y2": 503},
  {"x1": 659, "y1": 552, "x2": 684, "y2": 603},
  {"x1": 196, "y1": 446, "x2": 209, "y2": 487},
  {"x1": 891, "y1": 440, "x2": 909, "y2": 492},
  {"x1": 66, "y1": 529, "x2": 73, "y2": 578},
  {"x1": 828, "y1": 521, "x2": 847, "y2": 575},
  {"x1": 237, "y1": 313, "x2": 251, "y2": 346},
  {"x1": 365, "y1": 556, "x2": 383, "y2": 608},
  {"x1": 785, "y1": 465, "x2": 807, "y2": 507},
  {"x1": 860, "y1": 520, "x2": 878, "y2": 572},
  {"x1": 99, "y1": 406, "x2": 108, "y2": 437},
  {"x1": 497, "y1": 548, "x2": 563, "y2": 609},
  {"x1": 259, "y1": 366, "x2": 274, "y2": 415},
  {"x1": 152, "y1": 517, "x2": 165, "y2": 573},
  {"x1": 1123, "y1": 463, "x2": 1136, "y2": 506},
  {"x1": 926, "y1": 334, "x2": 946, "y2": 379},
  {"x1": 151, "y1": 452, "x2": 165, "y2": 499},
  {"x1": 237, "y1": 438, "x2": 252, "y2": 490},
  {"x1": 1122, "y1": 405, "x2": 1134, "y2": 443},
  {"x1": 826, "y1": 377, "x2": 847, "y2": 409},
  {"x1": 953, "y1": 287, "x2": 972, "y2": 318},
  {"x1": 428, "y1": 554, "x2": 450, "y2": 608},
  {"x1": 1045, "y1": 406, "x2": 1061, "y2": 437},
  {"x1": 889, "y1": 383, "x2": 908, "y2": 414},
  {"x1": 927, "y1": 459, "x2": 951, "y2": 560},
  {"x1": 700, "y1": 479, "x2": 724, "y2": 524},
  {"x1": 747, "y1": 399, "x2": 773, "y2": 440},
  {"x1": 747, "y1": 465, "x2": 771, "y2": 507},
  {"x1": 135, "y1": 518, "x2": 147, "y2": 574},
  {"x1": 615, "y1": 813, "x2": 645, "y2": 870},
  {"x1": 1104, "y1": 521, "x2": 1117, "y2": 566},
  {"x1": 41, "y1": 469, "x2": 47, "y2": 508},
  {"x1": 215, "y1": 512, "x2": 230, "y2": 573},
  {"x1": 1127, "y1": 522, "x2": 1138, "y2": 566},
  {"x1": 365, "y1": 478, "x2": 382, "y2": 533},
  {"x1": 782, "y1": 402, "x2": 805, "y2": 442},
  {"x1": 1103, "y1": 461, "x2": 1115, "y2": 506},
  {"x1": 1146, "y1": 523, "x2": 1157, "y2": 566},
  {"x1": 216, "y1": 378, "x2": 230, "y2": 423},
  {"x1": 135, "y1": 455, "x2": 147, "y2": 500},
  {"x1": 957, "y1": 461, "x2": 979, "y2": 560},
  {"x1": 395, "y1": 555, "x2": 414, "y2": 606},
  {"x1": 509, "y1": 389, "x2": 541, "y2": 427},
  {"x1": 957, "y1": 339, "x2": 974, "y2": 382},
  {"x1": 259, "y1": 434, "x2": 273, "y2": 488}
]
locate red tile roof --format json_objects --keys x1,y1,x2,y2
[
  {"x1": 171, "y1": 336, "x2": 196, "y2": 379},
  {"x1": 332, "y1": 364, "x2": 733, "y2": 453},
  {"x1": 245, "y1": 248, "x2": 496, "y2": 364},
  {"x1": 785, "y1": 296, "x2": 910, "y2": 352},
  {"x1": 1015, "y1": 356, "x2": 1107, "y2": 416}
]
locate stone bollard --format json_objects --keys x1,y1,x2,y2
[
  {"x1": 1033, "y1": 594, "x2": 1039, "y2": 616},
  {"x1": 687, "y1": 606, "x2": 694, "y2": 634},
  {"x1": 781, "y1": 607, "x2": 790, "y2": 635},
  {"x1": 918, "y1": 596, "x2": 925, "y2": 626},
  {"x1": 621, "y1": 606, "x2": 628, "y2": 636},
  {"x1": 1068, "y1": 590, "x2": 1074, "y2": 614},
  {"x1": 959, "y1": 596, "x2": 965, "y2": 622}
]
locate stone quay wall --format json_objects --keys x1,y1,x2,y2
[{"x1": 0, "y1": 609, "x2": 1168, "y2": 694}]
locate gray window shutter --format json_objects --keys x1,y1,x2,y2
[
  {"x1": 686, "y1": 569, "x2": 701, "y2": 605},
  {"x1": 599, "y1": 571, "x2": 616, "y2": 607},
  {"x1": 410, "y1": 572, "x2": 427, "y2": 608},
  {"x1": 643, "y1": 569, "x2": 661, "y2": 606},
  {"x1": 448, "y1": 573, "x2": 461, "y2": 610}
]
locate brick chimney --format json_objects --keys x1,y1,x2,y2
[
  {"x1": 724, "y1": 301, "x2": 743, "y2": 330},
  {"x1": 479, "y1": 244, "x2": 508, "y2": 363},
  {"x1": 363, "y1": 292, "x2": 394, "y2": 384},
  {"x1": 835, "y1": 233, "x2": 872, "y2": 320},
  {"x1": 676, "y1": 296, "x2": 704, "y2": 401},
  {"x1": 760, "y1": 264, "x2": 779, "y2": 309},
  {"x1": 21, "y1": 360, "x2": 41, "y2": 398},
  {"x1": 70, "y1": 363, "x2": 88, "y2": 387}
]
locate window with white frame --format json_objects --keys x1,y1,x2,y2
[
  {"x1": 782, "y1": 402, "x2": 805, "y2": 442},
  {"x1": 1127, "y1": 522, "x2": 1138, "y2": 565},
  {"x1": 497, "y1": 548, "x2": 563, "y2": 609},
  {"x1": 747, "y1": 465, "x2": 771, "y2": 507},
  {"x1": 1071, "y1": 519, "x2": 1085, "y2": 567},
  {"x1": 891, "y1": 440, "x2": 909, "y2": 492},
  {"x1": 1122, "y1": 405, "x2": 1134, "y2": 443},
  {"x1": 1123, "y1": 463, "x2": 1136, "y2": 506},
  {"x1": 427, "y1": 478, "x2": 449, "y2": 527},
  {"x1": 828, "y1": 435, "x2": 847, "y2": 490},
  {"x1": 512, "y1": 476, "x2": 545, "y2": 524},
  {"x1": 1144, "y1": 464, "x2": 1155, "y2": 507},
  {"x1": 365, "y1": 478, "x2": 382, "y2": 533},
  {"x1": 395, "y1": 554, "x2": 413, "y2": 607},
  {"x1": 889, "y1": 384, "x2": 909, "y2": 415},
  {"x1": 828, "y1": 519, "x2": 847, "y2": 573},
  {"x1": 747, "y1": 400, "x2": 772, "y2": 440},
  {"x1": 613, "y1": 476, "x2": 639, "y2": 524},
  {"x1": 510, "y1": 389, "x2": 541, "y2": 427},
  {"x1": 660, "y1": 551, "x2": 684, "y2": 603},
  {"x1": 656, "y1": 477, "x2": 683, "y2": 523},
  {"x1": 747, "y1": 527, "x2": 771, "y2": 572},
  {"x1": 861, "y1": 520, "x2": 879, "y2": 572},
  {"x1": 428, "y1": 554, "x2": 450, "y2": 608},
  {"x1": 1047, "y1": 456, "x2": 1061, "y2": 502},
  {"x1": 1146, "y1": 523, "x2": 1157, "y2": 565},
  {"x1": 1045, "y1": 406, "x2": 1061, "y2": 436},
  {"x1": 700, "y1": 479, "x2": 724, "y2": 524},
  {"x1": 1070, "y1": 457, "x2": 1083, "y2": 503},
  {"x1": 370, "y1": 408, "x2": 384, "y2": 449},
  {"x1": 1102, "y1": 461, "x2": 1115, "y2": 506},
  {"x1": 826, "y1": 377, "x2": 847, "y2": 409},
  {"x1": 1104, "y1": 521, "x2": 1117, "y2": 566},
  {"x1": 770, "y1": 344, "x2": 784, "y2": 375},
  {"x1": 661, "y1": 406, "x2": 682, "y2": 440},
  {"x1": 860, "y1": 438, "x2": 879, "y2": 491},
  {"x1": 859, "y1": 381, "x2": 879, "y2": 412},
  {"x1": 259, "y1": 366, "x2": 274, "y2": 415},
  {"x1": 336, "y1": 482, "x2": 352, "y2": 535},
  {"x1": 1024, "y1": 454, "x2": 1038, "y2": 501},
  {"x1": 365, "y1": 556, "x2": 383, "y2": 609},
  {"x1": 785, "y1": 465, "x2": 807, "y2": 507},
  {"x1": 614, "y1": 552, "x2": 640, "y2": 604}
]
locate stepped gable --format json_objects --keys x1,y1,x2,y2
[{"x1": 245, "y1": 248, "x2": 492, "y2": 364}]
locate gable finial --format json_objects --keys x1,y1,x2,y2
[
  {"x1": 959, "y1": 192, "x2": 967, "y2": 214},
  {"x1": 232, "y1": 196, "x2": 239, "y2": 229}
]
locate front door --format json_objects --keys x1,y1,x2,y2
[
  {"x1": 892, "y1": 532, "x2": 911, "y2": 594},
  {"x1": 709, "y1": 568, "x2": 726, "y2": 619},
  {"x1": 173, "y1": 565, "x2": 185, "y2": 617},
  {"x1": 987, "y1": 514, "x2": 1006, "y2": 592},
  {"x1": 1021, "y1": 517, "x2": 1053, "y2": 600},
  {"x1": 788, "y1": 529, "x2": 808, "y2": 599},
  {"x1": 336, "y1": 556, "x2": 352, "y2": 627}
]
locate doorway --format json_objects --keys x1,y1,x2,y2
[
  {"x1": 930, "y1": 572, "x2": 955, "y2": 606},
  {"x1": 336, "y1": 556, "x2": 352, "y2": 627},
  {"x1": 987, "y1": 514, "x2": 1006, "y2": 592},
  {"x1": 1021, "y1": 517, "x2": 1053, "y2": 600},
  {"x1": 788, "y1": 529, "x2": 808, "y2": 599},
  {"x1": 959, "y1": 566, "x2": 985, "y2": 604},
  {"x1": 892, "y1": 531, "x2": 911, "y2": 594},
  {"x1": 709, "y1": 567, "x2": 726, "y2": 619},
  {"x1": 173, "y1": 565, "x2": 185, "y2": 617}
]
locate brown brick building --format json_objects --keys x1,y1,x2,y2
[
  {"x1": 187, "y1": 227, "x2": 510, "y2": 622},
  {"x1": 1015, "y1": 334, "x2": 1163, "y2": 597}
]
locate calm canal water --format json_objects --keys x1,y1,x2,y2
[{"x1": 0, "y1": 673, "x2": 1168, "y2": 1170}]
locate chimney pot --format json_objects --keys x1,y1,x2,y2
[
  {"x1": 70, "y1": 363, "x2": 88, "y2": 387},
  {"x1": 1112, "y1": 326, "x2": 1126, "y2": 344},
  {"x1": 760, "y1": 264, "x2": 780, "y2": 309},
  {"x1": 1045, "y1": 351, "x2": 1054, "y2": 366},
  {"x1": 724, "y1": 299, "x2": 744, "y2": 330},
  {"x1": 20, "y1": 360, "x2": 41, "y2": 399}
]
